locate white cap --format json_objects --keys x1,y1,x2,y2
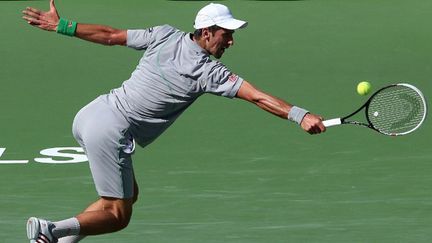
[{"x1": 193, "y1": 3, "x2": 248, "y2": 30}]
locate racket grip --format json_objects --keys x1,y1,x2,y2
[{"x1": 322, "y1": 118, "x2": 342, "y2": 127}]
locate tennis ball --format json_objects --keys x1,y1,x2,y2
[{"x1": 357, "y1": 81, "x2": 372, "y2": 96}]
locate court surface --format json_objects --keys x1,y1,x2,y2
[{"x1": 1, "y1": 0, "x2": 431, "y2": 242}]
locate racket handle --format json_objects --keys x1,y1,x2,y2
[{"x1": 322, "y1": 118, "x2": 342, "y2": 127}]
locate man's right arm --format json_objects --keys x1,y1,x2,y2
[
  {"x1": 22, "y1": 0, "x2": 126, "y2": 46},
  {"x1": 236, "y1": 80, "x2": 326, "y2": 135},
  {"x1": 74, "y1": 24, "x2": 126, "y2": 46}
]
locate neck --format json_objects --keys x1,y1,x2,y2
[{"x1": 192, "y1": 35, "x2": 207, "y2": 51}]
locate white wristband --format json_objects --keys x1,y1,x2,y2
[{"x1": 288, "y1": 106, "x2": 309, "y2": 125}]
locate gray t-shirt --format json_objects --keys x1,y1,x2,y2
[{"x1": 107, "y1": 25, "x2": 244, "y2": 147}]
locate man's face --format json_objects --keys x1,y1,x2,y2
[{"x1": 206, "y1": 28, "x2": 235, "y2": 59}]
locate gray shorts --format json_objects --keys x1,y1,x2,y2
[{"x1": 72, "y1": 95, "x2": 135, "y2": 199}]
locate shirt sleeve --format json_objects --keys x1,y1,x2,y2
[
  {"x1": 202, "y1": 61, "x2": 244, "y2": 98},
  {"x1": 127, "y1": 25, "x2": 177, "y2": 51},
  {"x1": 126, "y1": 27, "x2": 156, "y2": 50}
]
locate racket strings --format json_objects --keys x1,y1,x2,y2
[{"x1": 368, "y1": 86, "x2": 426, "y2": 135}]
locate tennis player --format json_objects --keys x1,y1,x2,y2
[{"x1": 22, "y1": 1, "x2": 326, "y2": 242}]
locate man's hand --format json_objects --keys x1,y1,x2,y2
[
  {"x1": 22, "y1": 0, "x2": 60, "y2": 32},
  {"x1": 301, "y1": 113, "x2": 326, "y2": 134}
]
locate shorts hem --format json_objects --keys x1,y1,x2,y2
[{"x1": 98, "y1": 192, "x2": 133, "y2": 200}]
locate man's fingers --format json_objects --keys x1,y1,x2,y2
[
  {"x1": 306, "y1": 123, "x2": 326, "y2": 135},
  {"x1": 301, "y1": 114, "x2": 326, "y2": 135},
  {"x1": 22, "y1": 15, "x2": 36, "y2": 24},
  {"x1": 312, "y1": 126, "x2": 321, "y2": 134},
  {"x1": 318, "y1": 122, "x2": 326, "y2": 133},
  {"x1": 308, "y1": 127, "x2": 320, "y2": 135},
  {"x1": 22, "y1": 15, "x2": 44, "y2": 25},
  {"x1": 25, "y1": 7, "x2": 42, "y2": 15},
  {"x1": 22, "y1": 9, "x2": 40, "y2": 19},
  {"x1": 318, "y1": 116, "x2": 327, "y2": 133}
]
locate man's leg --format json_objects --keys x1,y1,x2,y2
[
  {"x1": 29, "y1": 197, "x2": 132, "y2": 243},
  {"x1": 79, "y1": 175, "x2": 139, "y2": 234},
  {"x1": 56, "y1": 178, "x2": 139, "y2": 243},
  {"x1": 27, "y1": 167, "x2": 137, "y2": 242},
  {"x1": 28, "y1": 96, "x2": 138, "y2": 243},
  {"x1": 77, "y1": 197, "x2": 134, "y2": 235}
]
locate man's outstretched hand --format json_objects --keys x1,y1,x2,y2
[{"x1": 22, "y1": 0, "x2": 60, "y2": 32}]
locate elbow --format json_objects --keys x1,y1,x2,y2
[
  {"x1": 106, "y1": 37, "x2": 117, "y2": 46},
  {"x1": 105, "y1": 29, "x2": 126, "y2": 46},
  {"x1": 106, "y1": 34, "x2": 125, "y2": 46}
]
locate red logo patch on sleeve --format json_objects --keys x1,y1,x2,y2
[{"x1": 228, "y1": 73, "x2": 239, "y2": 82}]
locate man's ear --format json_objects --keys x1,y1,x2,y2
[{"x1": 201, "y1": 28, "x2": 211, "y2": 40}]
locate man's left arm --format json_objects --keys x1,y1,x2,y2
[
  {"x1": 22, "y1": 0, "x2": 127, "y2": 46},
  {"x1": 236, "y1": 80, "x2": 326, "y2": 135}
]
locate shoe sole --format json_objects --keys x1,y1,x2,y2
[{"x1": 26, "y1": 217, "x2": 40, "y2": 242}]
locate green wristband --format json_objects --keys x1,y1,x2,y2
[{"x1": 56, "y1": 18, "x2": 77, "y2": 37}]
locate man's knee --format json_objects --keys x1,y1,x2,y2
[
  {"x1": 101, "y1": 197, "x2": 133, "y2": 231},
  {"x1": 132, "y1": 193, "x2": 138, "y2": 204},
  {"x1": 132, "y1": 179, "x2": 139, "y2": 204}
]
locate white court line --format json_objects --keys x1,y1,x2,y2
[
  {"x1": 0, "y1": 160, "x2": 29, "y2": 164},
  {"x1": 0, "y1": 148, "x2": 29, "y2": 164}
]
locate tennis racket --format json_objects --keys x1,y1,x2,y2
[{"x1": 323, "y1": 83, "x2": 427, "y2": 136}]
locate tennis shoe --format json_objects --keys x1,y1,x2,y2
[{"x1": 27, "y1": 217, "x2": 58, "y2": 243}]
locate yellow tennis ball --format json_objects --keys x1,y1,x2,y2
[{"x1": 357, "y1": 81, "x2": 372, "y2": 96}]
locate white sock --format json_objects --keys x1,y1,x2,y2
[
  {"x1": 58, "y1": 235, "x2": 86, "y2": 243},
  {"x1": 52, "y1": 217, "x2": 80, "y2": 239}
]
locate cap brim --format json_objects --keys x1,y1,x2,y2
[{"x1": 217, "y1": 19, "x2": 248, "y2": 30}]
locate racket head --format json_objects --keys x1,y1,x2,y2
[{"x1": 366, "y1": 83, "x2": 427, "y2": 136}]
